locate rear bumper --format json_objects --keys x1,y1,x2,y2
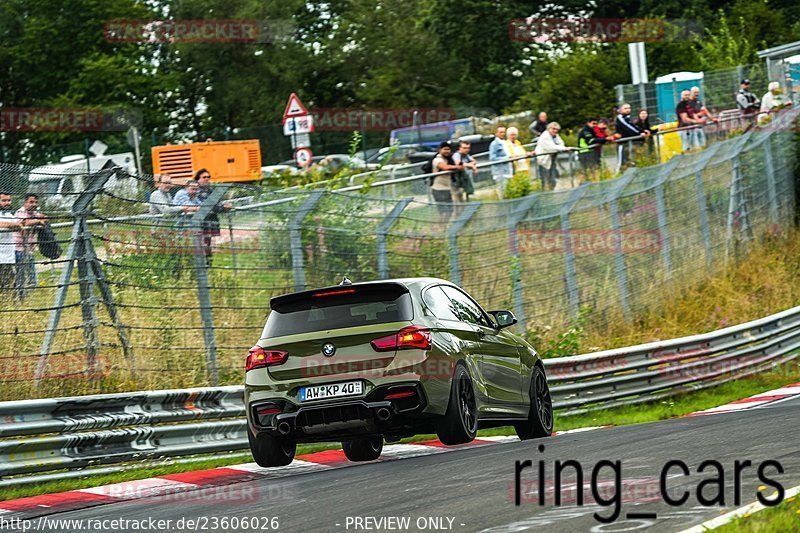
[{"x1": 248, "y1": 383, "x2": 429, "y2": 442}]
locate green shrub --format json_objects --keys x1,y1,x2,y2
[{"x1": 504, "y1": 172, "x2": 533, "y2": 199}]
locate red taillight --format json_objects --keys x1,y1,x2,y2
[
  {"x1": 246, "y1": 346, "x2": 288, "y2": 371},
  {"x1": 257, "y1": 406, "x2": 281, "y2": 415},
  {"x1": 385, "y1": 389, "x2": 416, "y2": 400},
  {"x1": 371, "y1": 326, "x2": 431, "y2": 352},
  {"x1": 312, "y1": 289, "x2": 356, "y2": 297}
]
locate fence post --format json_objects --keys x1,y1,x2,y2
[
  {"x1": 226, "y1": 212, "x2": 238, "y2": 274},
  {"x1": 376, "y1": 198, "x2": 412, "y2": 280},
  {"x1": 762, "y1": 136, "x2": 779, "y2": 225},
  {"x1": 559, "y1": 185, "x2": 588, "y2": 318},
  {"x1": 36, "y1": 168, "x2": 120, "y2": 382},
  {"x1": 289, "y1": 191, "x2": 325, "y2": 291},
  {"x1": 448, "y1": 203, "x2": 481, "y2": 286},
  {"x1": 190, "y1": 183, "x2": 233, "y2": 386},
  {"x1": 608, "y1": 174, "x2": 636, "y2": 322},
  {"x1": 507, "y1": 195, "x2": 539, "y2": 330}
]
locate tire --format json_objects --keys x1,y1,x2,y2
[
  {"x1": 435, "y1": 362, "x2": 478, "y2": 445},
  {"x1": 342, "y1": 437, "x2": 384, "y2": 462},
  {"x1": 248, "y1": 428, "x2": 296, "y2": 467},
  {"x1": 515, "y1": 365, "x2": 554, "y2": 440}
]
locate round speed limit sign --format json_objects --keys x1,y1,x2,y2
[{"x1": 295, "y1": 147, "x2": 312, "y2": 167}]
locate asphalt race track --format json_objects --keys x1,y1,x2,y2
[{"x1": 9, "y1": 397, "x2": 799, "y2": 533}]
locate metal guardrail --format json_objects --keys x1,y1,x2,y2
[{"x1": 1, "y1": 305, "x2": 799, "y2": 483}]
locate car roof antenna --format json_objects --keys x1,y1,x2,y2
[{"x1": 339, "y1": 276, "x2": 352, "y2": 286}]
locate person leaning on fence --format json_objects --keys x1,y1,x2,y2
[
  {"x1": 760, "y1": 81, "x2": 793, "y2": 114},
  {"x1": 14, "y1": 193, "x2": 46, "y2": 300},
  {"x1": 535, "y1": 122, "x2": 574, "y2": 191},
  {"x1": 633, "y1": 109, "x2": 657, "y2": 153},
  {"x1": 506, "y1": 127, "x2": 534, "y2": 175},
  {"x1": 149, "y1": 175, "x2": 199, "y2": 218},
  {"x1": 195, "y1": 169, "x2": 233, "y2": 266},
  {"x1": 614, "y1": 103, "x2": 643, "y2": 171},
  {"x1": 429, "y1": 141, "x2": 463, "y2": 223},
  {"x1": 0, "y1": 192, "x2": 22, "y2": 298},
  {"x1": 577, "y1": 118, "x2": 602, "y2": 170},
  {"x1": 736, "y1": 78, "x2": 760, "y2": 118},
  {"x1": 676, "y1": 90, "x2": 705, "y2": 153},
  {"x1": 452, "y1": 141, "x2": 478, "y2": 205},
  {"x1": 690, "y1": 86, "x2": 716, "y2": 147},
  {"x1": 489, "y1": 126, "x2": 513, "y2": 198}
]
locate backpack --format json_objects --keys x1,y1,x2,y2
[
  {"x1": 36, "y1": 223, "x2": 62, "y2": 260},
  {"x1": 421, "y1": 154, "x2": 437, "y2": 175}
]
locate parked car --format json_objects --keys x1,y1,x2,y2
[
  {"x1": 245, "y1": 277, "x2": 553, "y2": 466},
  {"x1": 366, "y1": 144, "x2": 436, "y2": 167}
]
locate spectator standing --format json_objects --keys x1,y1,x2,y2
[
  {"x1": 194, "y1": 169, "x2": 232, "y2": 265},
  {"x1": 149, "y1": 175, "x2": 198, "y2": 218},
  {"x1": 429, "y1": 142, "x2": 463, "y2": 223},
  {"x1": 614, "y1": 103, "x2": 643, "y2": 171},
  {"x1": 14, "y1": 193, "x2": 46, "y2": 300},
  {"x1": 452, "y1": 141, "x2": 478, "y2": 205},
  {"x1": 489, "y1": 126, "x2": 513, "y2": 198},
  {"x1": 633, "y1": 109, "x2": 657, "y2": 153},
  {"x1": 594, "y1": 119, "x2": 619, "y2": 168},
  {"x1": 506, "y1": 127, "x2": 533, "y2": 174},
  {"x1": 0, "y1": 192, "x2": 20, "y2": 297},
  {"x1": 173, "y1": 179, "x2": 202, "y2": 208},
  {"x1": 577, "y1": 118, "x2": 601, "y2": 170},
  {"x1": 760, "y1": 81, "x2": 793, "y2": 114},
  {"x1": 735, "y1": 79, "x2": 760, "y2": 117},
  {"x1": 535, "y1": 122, "x2": 574, "y2": 191},
  {"x1": 689, "y1": 87, "x2": 715, "y2": 147},
  {"x1": 528, "y1": 112, "x2": 548, "y2": 137},
  {"x1": 676, "y1": 90, "x2": 703, "y2": 152}
]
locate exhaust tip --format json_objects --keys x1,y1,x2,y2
[
  {"x1": 277, "y1": 421, "x2": 292, "y2": 435},
  {"x1": 376, "y1": 407, "x2": 392, "y2": 422}
]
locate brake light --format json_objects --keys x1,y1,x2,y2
[
  {"x1": 257, "y1": 406, "x2": 281, "y2": 415},
  {"x1": 312, "y1": 289, "x2": 356, "y2": 297},
  {"x1": 246, "y1": 346, "x2": 288, "y2": 371},
  {"x1": 371, "y1": 326, "x2": 431, "y2": 352}
]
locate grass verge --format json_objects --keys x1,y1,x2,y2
[
  {"x1": 5, "y1": 360, "x2": 797, "y2": 503},
  {"x1": 715, "y1": 493, "x2": 800, "y2": 533}
]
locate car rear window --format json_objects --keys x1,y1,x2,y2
[{"x1": 262, "y1": 284, "x2": 413, "y2": 338}]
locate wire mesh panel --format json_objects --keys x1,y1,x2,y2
[{"x1": 0, "y1": 108, "x2": 796, "y2": 400}]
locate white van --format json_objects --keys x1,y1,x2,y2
[{"x1": 27, "y1": 152, "x2": 138, "y2": 210}]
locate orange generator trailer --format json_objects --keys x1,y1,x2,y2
[{"x1": 151, "y1": 139, "x2": 262, "y2": 183}]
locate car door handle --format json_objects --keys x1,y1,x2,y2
[{"x1": 476, "y1": 328, "x2": 486, "y2": 338}]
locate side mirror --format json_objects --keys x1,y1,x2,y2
[{"x1": 490, "y1": 310, "x2": 517, "y2": 330}]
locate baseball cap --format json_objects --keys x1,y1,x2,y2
[{"x1": 741, "y1": 78, "x2": 751, "y2": 84}]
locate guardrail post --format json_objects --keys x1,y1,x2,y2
[
  {"x1": 448, "y1": 203, "x2": 481, "y2": 286},
  {"x1": 289, "y1": 191, "x2": 325, "y2": 291},
  {"x1": 507, "y1": 196, "x2": 539, "y2": 330},
  {"x1": 559, "y1": 185, "x2": 588, "y2": 318},
  {"x1": 190, "y1": 183, "x2": 233, "y2": 386},
  {"x1": 376, "y1": 198, "x2": 411, "y2": 279},
  {"x1": 763, "y1": 137, "x2": 779, "y2": 225}
]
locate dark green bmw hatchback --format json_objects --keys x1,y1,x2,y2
[{"x1": 245, "y1": 278, "x2": 553, "y2": 466}]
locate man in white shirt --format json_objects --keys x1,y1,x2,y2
[
  {"x1": 0, "y1": 192, "x2": 21, "y2": 297},
  {"x1": 14, "y1": 193, "x2": 46, "y2": 300}
]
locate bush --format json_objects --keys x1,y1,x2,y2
[{"x1": 504, "y1": 172, "x2": 533, "y2": 199}]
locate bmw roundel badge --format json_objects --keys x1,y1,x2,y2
[{"x1": 322, "y1": 343, "x2": 336, "y2": 357}]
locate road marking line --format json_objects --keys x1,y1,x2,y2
[{"x1": 678, "y1": 484, "x2": 800, "y2": 532}]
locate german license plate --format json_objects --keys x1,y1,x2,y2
[{"x1": 299, "y1": 381, "x2": 363, "y2": 402}]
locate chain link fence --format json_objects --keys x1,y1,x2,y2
[{"x1": 0, "y1": 108, "x2": 796, "y2": 401}]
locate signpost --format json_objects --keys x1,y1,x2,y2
[{"x1": 283, "y1": 93, "x2": 313, "y2": 166}]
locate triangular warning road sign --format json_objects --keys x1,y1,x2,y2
[{"x1": 283, "y1": 93, "x2": 309, "y2": 120}]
